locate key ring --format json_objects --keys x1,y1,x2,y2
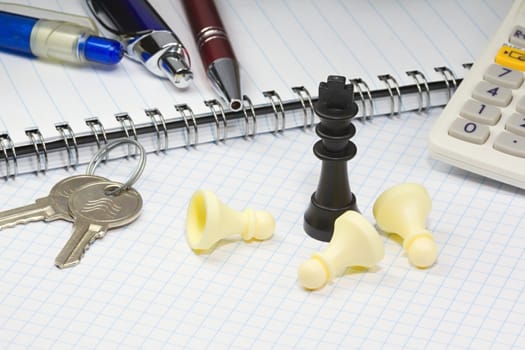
[{"x1": 86, "y1": 138, "x2": 146, "y2": 195}]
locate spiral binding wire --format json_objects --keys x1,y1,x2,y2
[
  {"x1": 263, "y1": 90, "x2": 285, "y2": 133},
  {"x1": 242, "y1": 95, "x2": 256, "y2": 138},
  {"x1": 145, "y1": 108, "x2": 169, "y2": 153},
  {"x1": 378, "y1": 74, "x2": 402, "y2": 117},
  {"x1": 86, "y1": 118, "x2": 109, "y2": 163},
  {"x1": 204, "y1": 99, "x2": 228, "y2": 142},
  {"x1": 175, "y1": 104, "x2": 198, "y2": 147},
  {"x1": 1, "y1": 65, "x2": 463, "y2": 178},
  {"x1": 25, "y1": 128, "x2": 48, "y2": 174},
  {"x1": 434, "y1": 66, "x2": 458, "y2": 100},
  {"x1": 0, "y1": 133, "x2": 16, "y2": 179},
  {"x1": 86, "y1": 118, "x2": 108, "y2": 149},
  {"x1": 115, "y1": 113, "x2": 139, "y2": 157},
  {"x1": 55, "y1": 123, "x2": 79, "y2": 169},
  {"x1": 406, "y1": 70, "x2": 431, "y2": 113},
  {"x1": 291, "y1": 86, "x2": 315, "y2": 129},
  {"x1": 350, "y1": 78, "x2": 374, "y2": 120}
]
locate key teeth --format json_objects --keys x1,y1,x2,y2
[
  {"x1": 0, "y1": 215, "x2": 46, "y2": 230},
  {"x1": 55, "y1": 234, "x2": 103, "y2": 269},
  {"x1": 0, "y1": 221, "x2": 25, "y2": 231}
]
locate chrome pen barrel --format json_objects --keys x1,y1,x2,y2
[{"x1": 126, "y1": 30, "x2": 193, "y2": 88}]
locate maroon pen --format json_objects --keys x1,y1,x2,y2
[{"x1": 182, "y1": 0, "x2": 242, "y2": 111}]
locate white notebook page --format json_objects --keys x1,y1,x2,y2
[{"x1": 0, "y1": 0, "x2": 510, "y2": 166}]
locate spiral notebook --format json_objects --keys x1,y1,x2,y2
[{"x1": 0, "y1": 0, "x2": 511, "y2": 178}]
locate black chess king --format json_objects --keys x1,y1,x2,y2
[{"x1": 303, "y1": 75, "x2": 359, "y2": 242}]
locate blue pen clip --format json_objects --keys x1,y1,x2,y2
[{"x1": 0, "y1": 2, "x2": 124, "y2": 65}]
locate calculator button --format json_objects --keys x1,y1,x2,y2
[
  {"x1": 509, "y1": 25, "x2": 525, "y2": 49},
  {"x1": 506, "y1": 113, "x2": 525, "y2": 136},
  {"x1": 448, "y1": 118, "x2": 490, "y2": 144},
  {"x1": 460, "y1": 99, "x2": 501, "y2": 125},
  {"x1": 517, "y1": 96, "x2": 525, "y2": 114},
  {"x1": 484, "y1": 64, "x2": 524, "y2": 88},
  {"x1": 496, "y1": 45, "x2": 525, "y2": 71},
  {"x1": 472, "y1": 81, "x2": 512, "y2": 107},
  {"x1": 493, "y1": 132, "x2": 525, "y2": 158}
]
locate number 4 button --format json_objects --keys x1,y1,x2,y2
[{"x1": 472, "y1": 81, "x2": 512, "y2": 107}]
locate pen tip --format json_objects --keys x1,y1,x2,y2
[
  {"x1": 230, "y1": 99, "x2": 243, "y2": 112},
  {"x1": 84, "y1": 37, "x2": 124, "y2": 65},
  {"x1": 208, "y1": 58, "x2": 242, "y2": 111},
  {"x1": 159, "y1": 55, "x2": 193, "y2": 89}
]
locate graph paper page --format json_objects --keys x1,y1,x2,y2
[{"x1": 0, "y1": 106, "x2": 523, "y2": 349}]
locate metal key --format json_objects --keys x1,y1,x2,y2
[
  {"x1": 0, "y1": 175, "x2": 108, "y2": 229},
  {"x1": 55, "y1": 181, "x2": 143, "y2": 269}
]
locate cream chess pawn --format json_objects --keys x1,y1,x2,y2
[
  {"x1": 186, "y1": 190, "x2": 275, "y2": 251},
  {"x1": 373, "y1": 183, "x2": 438, "y2": 268},
  {"x1": 298, "y1": 211, "x2": 384, "y2": 290}
]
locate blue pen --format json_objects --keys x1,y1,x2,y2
[
  {"x1": 0, "y1": 3, "x2": 123, "y2": 65},
  {"x1": 87, "y1": 0, "x2": 193, "y2": 88}
]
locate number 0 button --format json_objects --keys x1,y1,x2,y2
[{"x1": 448, "y1": 118, "x2": 490, "y2": 144}]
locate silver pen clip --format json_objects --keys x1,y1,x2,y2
[{"x1": 85, "y1": 0, "x2": 193, "y2": 88}]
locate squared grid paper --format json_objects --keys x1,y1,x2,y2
[{"x1": 0, "y1": 107, "x2": 524, "y2": 349}]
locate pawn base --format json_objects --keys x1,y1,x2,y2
[{"x1": 303, "y1": 192, "x2": 358, "y2": 242}]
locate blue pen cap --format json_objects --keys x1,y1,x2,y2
[{"x1": 83, "y1": 36, "x2": 124, "y2": 65}]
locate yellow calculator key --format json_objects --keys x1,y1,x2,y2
[{"x1": 496, "y1": 45, "x2": 525, "y2": 71}]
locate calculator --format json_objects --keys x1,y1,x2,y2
[{"x1": 429, "y1": 0, "x2": 525, "y2": 189}]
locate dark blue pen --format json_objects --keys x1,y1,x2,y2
[{"x1": 87, "y1": 0, "x2": 193, "y2": 88}]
